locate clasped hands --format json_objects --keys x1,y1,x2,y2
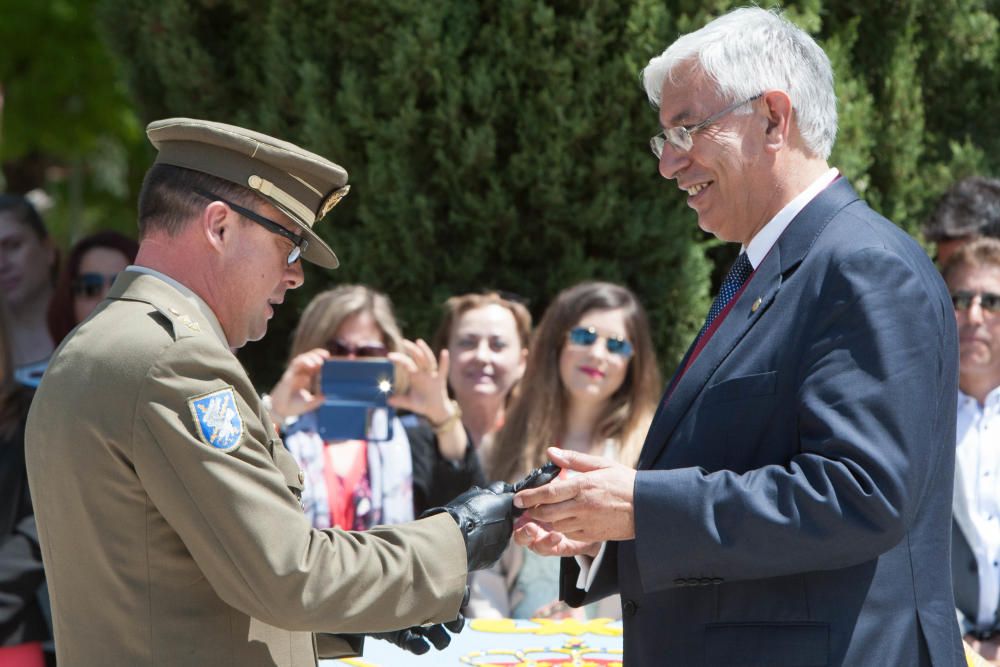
[{"x1": 513, "y1": 447, "x2": 637, "y2": 559}]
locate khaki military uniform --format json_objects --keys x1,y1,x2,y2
[{"x1": 25, "y1": 270, "x2": 468, "y2": 666}]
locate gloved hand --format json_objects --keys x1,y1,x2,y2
[
  {"x1": 367, "y1": 586, "x2": 470, "y2": 655},
  {"x1": 422, "y1": 481, "x2": 514, "y2": 571},
  {"x1": 423, "y1": 463, "x2": 561, "y2": 571},
  {"x1": 370, "y1": 615, "x2": 465, "y2": 655}
]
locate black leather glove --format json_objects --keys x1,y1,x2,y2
[
  {"x1": 422, "y1": 463, "x2": 561, "y2": 571},
  {"x1": 367, "y1": 586, "x2": 470, "y2": 655},
  {"x1": 422, "y1": 481, "x2": 514, "y2": 571}
]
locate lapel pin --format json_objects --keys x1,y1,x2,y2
[{"x1": 751, "y1": 297, "x2": 762, "y2": 313}]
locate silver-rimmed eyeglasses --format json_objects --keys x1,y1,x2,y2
[{"x1": 650, "y1": 93, "x2": 763, "y2": 158}]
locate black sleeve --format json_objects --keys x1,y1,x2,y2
[
  {"x1": 404, "y1": 415, "x2": 485, "y2": 515},
  {"x1": 0, "y1": 420, "x2": 49, "y2": 642}
]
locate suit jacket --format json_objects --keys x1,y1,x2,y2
[
  {"x1": 25, "y1": 271, "x2": 468, "y2": 667},
  {"x1": 562, "y1": 179, "x2": 964, "y2": 666}
]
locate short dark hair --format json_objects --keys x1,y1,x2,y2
[
  {"x1": 943, "y1": 237, "x2": 1000, "y2": 284},
  {"x1": 0, "y1": 193, "x2": 47, "y2": 239},
  {"x1": 923, "y1": 176, "x2": 1000, "y2": 242},
  {"x1": 137, "y1": 164, "x2": 258, "y2": 238}
]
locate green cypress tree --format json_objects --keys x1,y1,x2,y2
[{"x1": 98, "y1": 0, "x2": 1000, "y2": 386}]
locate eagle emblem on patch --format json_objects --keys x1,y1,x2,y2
[
  {"x1": 318, "y1": 185, "x2": 350, "y2": 219},
  {"x1": 188, "y1": 387, "x2": 243, "y2": 452}
]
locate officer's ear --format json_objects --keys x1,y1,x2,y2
[{"x1": 200, "y1": 200, "x2": 235, "y2": 256}]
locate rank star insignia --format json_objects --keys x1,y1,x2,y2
[{"x1": 188, "y1": 387, "x2": 243, "y2": 452}]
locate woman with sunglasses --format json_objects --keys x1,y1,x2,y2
[
  {"x1": 267, "y1": 285, "x2": 483, "y2": 531},
  {"x1": 467, "y1": 281, "x2": 660, "y2": 620},
  {"x1": 47, "y1": 231, "x2": 139, "y2": 345},
  {"x1": 432, "y1": 292, "x2": 531, "y2": 452}
]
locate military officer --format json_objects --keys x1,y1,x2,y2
[{"x1": 24, "y1": 118, "x2": 513, "y2": 666}]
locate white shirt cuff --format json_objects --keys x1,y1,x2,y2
[{"x1": 574, "y1": 542, "x2": 607, "y2": 591}]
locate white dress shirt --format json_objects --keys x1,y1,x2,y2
[
  {"x1": 954, "y1": 386, "x2": 1000, "y2": 630},
  {"x1": 575, "y1": 167, "x2": 841, "y2": 592}
]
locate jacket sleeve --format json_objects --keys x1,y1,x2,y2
[
  {"x1": 633, "y1": 245, "x2": 957, "y2": 592},
  {"x1": 405, "y1": 415, "x2": 485, "y2": 513},
  {"x1": 131, "y1": 338, "x2": 469, "y2": 633}
]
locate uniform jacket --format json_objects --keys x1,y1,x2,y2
[
  {"x1": 562, "y1": 178, "x2": 965, "y2": 666},
  {"x1": 25, "y1": 271, "x2": 468, "y2": 667}
]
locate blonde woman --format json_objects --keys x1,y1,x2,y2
[
  {"x1": 467, "y1": 281, "x2": 660, "y2": 619},
  {"x1": 433, "y1": 292, "x2": 531, "y2": 450},
  {"x1": 267, "y1": 285, "x2": 483, "y2": 530}
]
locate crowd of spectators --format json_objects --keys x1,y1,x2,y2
[{"x1": 4, "y1": 172, "x2": 1000, "y2": 661}]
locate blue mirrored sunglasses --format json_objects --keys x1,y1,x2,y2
[{"x1": 567, "y1": 326, "x2": 634, "y2": 358}]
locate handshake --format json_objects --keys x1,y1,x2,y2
[
  {"x1": 369, "y1": 463, "x2": 560, "y2": 655},
  {"x1": 424, "y1": 461, "x2": 561, "y2": 570}
]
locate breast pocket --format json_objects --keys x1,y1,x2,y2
[
  {"x1": 702, "y1": 371, "x2": 777, "y2": 406},
  {"x1": 270, "y1": 438, "x2": 304, "y2": 501}
]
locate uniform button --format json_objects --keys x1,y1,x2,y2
[
  {"x1": 623, "y1": 599, "x2": 638, "y2": 616},
  {"x1": 298, "y1": 470, "x2": 305, "y2": 484}
]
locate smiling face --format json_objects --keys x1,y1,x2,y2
[
  {"x1": 558, "y1": 308, "x2": 630, "y2": 408},
  {"x1": 949, "y1": 264, "x2": 1000, "y2": 393},
  {"x1": 656, "y1": 64, "x2": 773, "y2": 245},
  {"x1": 447, "y1": 304, "x2": 527, "y2": 405}
]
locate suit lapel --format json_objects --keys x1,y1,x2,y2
[{"x1": 638, "y1": 178, "x2": 861, "y2": 470}]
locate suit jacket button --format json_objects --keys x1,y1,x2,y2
[
  {"x1": 623, "y1": 599, "x2": 638, "y2": 616},
  {"x1": 699, "y1": 577, "x2": 713, "y2": 586},
  {"x1": 712, "y1": 577, "x2": 724, "y2": 584},
  {"x1": 673, "y1": 578, "x2": 686, "y2": 587}
]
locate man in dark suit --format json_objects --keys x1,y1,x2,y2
[
  {"x1": 514, "y1": 7, "x2": 964, "y2": 666},
  {"x1": 944, "y1": 238, "x2": 1000, "y2": 662}
]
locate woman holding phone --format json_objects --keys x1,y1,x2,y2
[
  {"x1": 267, "y1": 285, "x2": 483, "y2": 530},
  {"x1": 467, "y1": 281, "x2": 660, "y2": 619}
]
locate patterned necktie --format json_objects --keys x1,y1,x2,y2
[{"x1": 696, "y1": 252, "x2": 753, "y2": 341}]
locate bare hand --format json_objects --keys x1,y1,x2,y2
[
  {"x1": 268, "y1": 348, "x2": 330, "y2": 421},
  {"x1": 388, "y1": 339, "x2": 452, "y2": 423},
  {"x1": 513, "y1": 519, "x2": 600, "y2": 558},
  {"x1": 513, "y1": 448, "x2": 636, "y2": 543},
  {"x1": 966, "y1": 634, "x2": 1000, "y2": 664}
]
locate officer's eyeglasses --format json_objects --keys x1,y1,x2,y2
[
  {"x1": 566, "y1": 326, "x2": 634, "y2": 358},
  {"x1": 951, "y1": 290, "x2": 1000, "y2": 313},
  {"x1": 193, "y1": 188, "x2": 307, "y2": 265},
  {"x1": 326, "y1": 338, "x2": 388, "y2": 358},
  {"x1": 72, "y1": 272, "x2": 118, "y2": 298},
  {"x1": 650, "y1": 93, "x2": 763, "y2": 158}
]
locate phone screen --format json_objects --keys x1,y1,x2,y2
[{"x1": 315, "y1": 359, "x2": 396, "y2": 442}]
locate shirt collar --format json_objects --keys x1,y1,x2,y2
[
  {"x1": 744, "y1": 168, "x2": 840, "y2": 269},
  {"x1": 124, "y1": 265, "x2": 229, "y2": 346}
]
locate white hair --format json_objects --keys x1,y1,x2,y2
[{"x1": 642, "y1": 6, "x2": 837, "y2": 159}]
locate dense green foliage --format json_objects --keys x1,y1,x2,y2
[
  {"x1": 27, "y1": 0, "x2": 1000, "y2": 384},
  {"x1": 0, "y1": 0, "x2": 145, "y2": 244}
]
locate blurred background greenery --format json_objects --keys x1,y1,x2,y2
[{"x1": 3, "y1": 0, "x2": 998, "y2": 387}]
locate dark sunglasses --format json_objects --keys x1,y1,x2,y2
[
  {"x1": 193, "y1": 188, "x2": 307, "y2": 265},
  {"x1": 566, "y1": 326, "x2": 634, "y2": 358},
  {"x1": 72, "y1": 272, "x2": 118, "y2": 298},
  {"x1": 326, "y1": 338, "x2": 388, "y2": 358},
  {"x1": 952, "y1": 290, "x2": 1000, "y2": 313}
]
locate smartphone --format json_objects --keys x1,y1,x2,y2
[{"x1": 315, "y1": 359, "x2": 397, "y2": 442}]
